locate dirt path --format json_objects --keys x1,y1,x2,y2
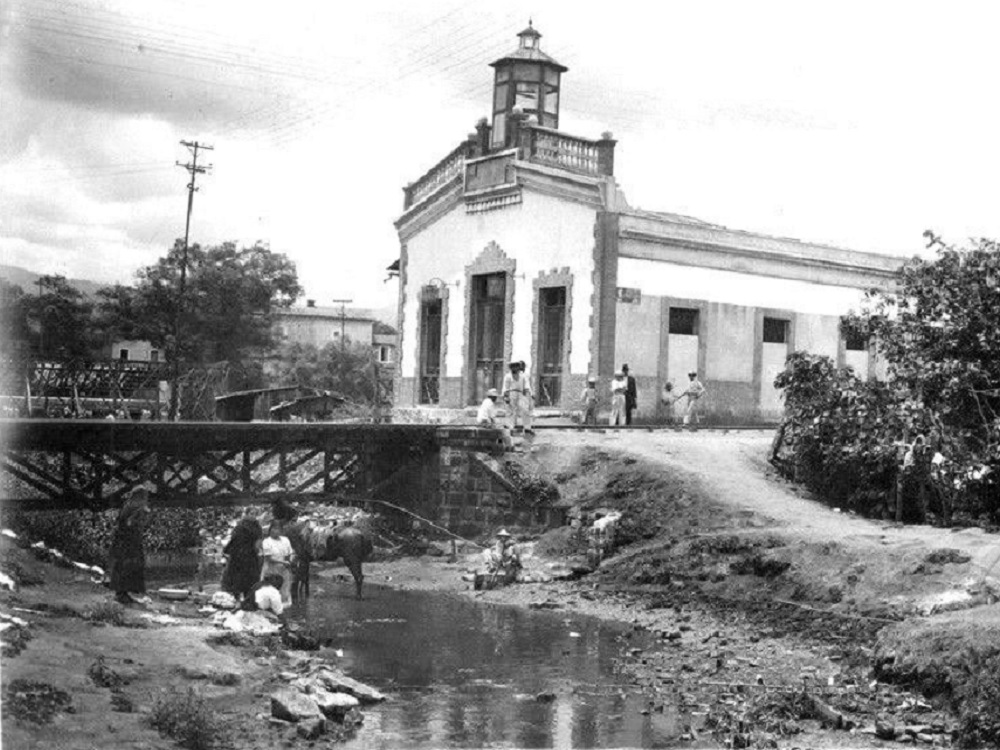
[{"x1": 542, "y1": 430, "x2": 1000, "y2": 603}]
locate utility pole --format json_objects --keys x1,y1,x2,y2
[
  {"x1": 331, "y1": 298, "x2": 352, "y2": 355},
  {"x1": 169, "y1": 140, "x2": 213, "y2": 420}
]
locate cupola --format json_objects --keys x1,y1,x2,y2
[{"x1": 488, "y1": 21, "x2": 567, "y2": 149}]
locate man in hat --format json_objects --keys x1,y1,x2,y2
[
  {"x1": 622, "y1": 364, "x2": 638, "y2": 425},
  {"x1": 502, "y1": 360, "x2": 534, "y2": 435},
  {"x1": 484, "y1": 528, "x2": 522, "y2": 583},
  {"x1": 675, "y1": 371, "x2": 706, "y2": 425},
  {"x1": 477, "y1": 388, "x2": 500, "y2": 426},
  {"x1": 580, "y1": 376, "x2": 599, "y2": 425},
  {"x1": 609, "y1": 370, "x2": 627, "y2": 426}
]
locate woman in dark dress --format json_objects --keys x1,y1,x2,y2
[
  {"x1": 221, "y1": 517, "x2": 264, "y2": 600},
  {"x1": 108, "y1": 488, "x2": 151, "y2": 604}
]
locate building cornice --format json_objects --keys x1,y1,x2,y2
[{"x1": 618, "y1": 213, "x2": 904, "y2": 289}]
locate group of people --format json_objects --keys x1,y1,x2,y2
[
  {"x1": 583, "y1": 367, "x2": 707, "y2": 426},
  {"x1": 107, "y1": 489, "x2": 307, "y2": 618},
  {"x1": 476, "y1": 359, "x2": 709, "y2": 429},
  {"x1": 477, "y1": 360, "x2": 535, "y2": 434}
]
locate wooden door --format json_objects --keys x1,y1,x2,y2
[
  {"x1": 537, "y1": 286, "x2": 566, "y2": 406},
  {"x1": 470, "y1": 273, "x2": 506, "y2": 403},
  {"x1": 419, "y1": 298, "x2": 442, "y2": 404}
]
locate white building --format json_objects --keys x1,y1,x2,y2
[{"x1": 394, "y1": 23, "x2": 901, "y2": 422}]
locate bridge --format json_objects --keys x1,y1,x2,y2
[{"x1": 0, "y1": 420, "x2": 563, "y2": 534}]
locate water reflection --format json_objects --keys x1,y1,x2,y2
[{"x1": 296, "y1": 584, "x2": 694, "y2": 749}]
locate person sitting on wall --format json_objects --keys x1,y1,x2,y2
[{"x1": 477, "y1": 388, "x2": 500, "y2": 426}]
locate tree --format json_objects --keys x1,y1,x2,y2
[
  {"x1": 0, "y1": 279, "x2": 31, "y2": 355},
  {"x1": 20, "y1": 275, "x2": 93, "y2": 359},
  {"x1": 119, "y1": 239, "x2": 302, "y2": 364},
  {"x1": 270, "y1": 341, "x2": 379, "y2": 405},
  {"x1": 777, "y1": 234, "x2": 1000, "y2": 524}
]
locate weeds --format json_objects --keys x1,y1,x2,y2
[
  {"x1": 148, "y1": 687, "x2": 228, "y2": 750},
  {"x1": 84, "y1": 600, "x2": 126, "y2": 626}
]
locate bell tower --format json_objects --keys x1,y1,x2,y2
[{"x1": 488, "y1": 21, "x2": 568, "y2": 150}]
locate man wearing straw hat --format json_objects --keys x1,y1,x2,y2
[{"x1": 484, "y1": 528, "x2": 522, "y2": 585}]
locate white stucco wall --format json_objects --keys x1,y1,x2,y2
[
  {"x1": 401, "y1": 191, "x2": 599, "y2": 379},
  {"x1": 616, "y1": 258, "x2": 869, "y2": 317}
]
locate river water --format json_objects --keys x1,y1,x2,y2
[
  {"x1": 291, "y1": 582, "x2": 697, "y2": 749},
  {"x1": 149, "y1": 556, "x2": 704, "y2": 747}
]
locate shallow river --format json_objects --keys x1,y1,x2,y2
[
  {"x1": 292, "y1": 582, "x2": 694, "y2": 749},
  {"x1": 149, "y1": 555, "x2": 705, "y2": 748}
]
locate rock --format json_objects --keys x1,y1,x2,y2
[
  {"x1": 535, "y1": 692, "x2": 557, "y2": 703},
  {"x1": 296, "y1": 717, "x2": 326, "y2": 740},
  {"x1": 875, "y1": 720, "x2": 896, "y2": 740},
  {"x1": 278, "y1": 672, "x2": 297, "y2": 682},
  {"x1": 313, "y1": 689, "x2": 360, "y2": 720},
  {"x1": 905, "y1": 725, "x2": 931, "y2": 736},
  {"x1": 270, "y1": 689, "x2": 323, "y2": 722},
  {"x1": 915, "y1": 734, "x2": 935, "y2": 743},
  {"x1": 665, "y1": 631, "x2": 682, "y2": 641},
  {"x1": 314, "y1": 670, "x2": 386, "y2": 703}
]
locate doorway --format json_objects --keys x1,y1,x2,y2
[
  {"x1": 418, "y1": 297, "x2": 442, "y2": 404},
  {"x1": 536, "y1": 286, "x2": 566, "y2": 406},
  {"x1": 470, "y1": 273, "x2": 506, "y2": 403}
]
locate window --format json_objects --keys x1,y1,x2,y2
[
  {"x1": 378, "y1": 346, "x2": 393, "y2": 363},
  {"x1": 150, "y1": 350, "x2": 159, "y2": 363},
  {"x1": 762, "y1": 317, "x2": 789, "y2": 344},
  {"x1": 844, "y1": 330, "x2": 868, "y2": 351},
  {"x1": 119, "y1": 349, "x2": 129, "y2": 361},
  {"x1": 514, "y1": 82, "x2": 539, "y2": 111},
  {"x1": 668, "y1": 307, "x2": 699, "y2": 335},
  {"x1": 493, "y1": 84, "x2": 508, "y2": 113}
]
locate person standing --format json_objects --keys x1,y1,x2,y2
[
  {"x1": 660, "y1": 381, "x2": 675, "y2": 423},
  {"x1": 609, "y1": 371, "x2": 627, "y2": 426},
  {"x1": 580, "y1": 377, "x2": 599, "y2": 425},
  {"x1": 477, "y1": 388, "x2": 500, "y2": 426},
  {"x1": 675, "y1": 371, "x2": 706, "y2": 425},
  {"x1": 221, "y1": 516, "x2": 264, "y2": 601},
  {"x1": 261, "y1": 523, "x2": 294, "y2": 605},
  {"x1": 622, "y1": 364, "x2": 638, "y2": 425},
  {"x1": 108, "y1": 487, "x2": 151, "y2": 605},
  {"x1": 502, "y1": 361, "x2": 534, "y2": 435}
]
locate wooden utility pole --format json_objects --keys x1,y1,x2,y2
[
  {"x1": 331, "y1": 298, "x2": 352, "y2": 355},
  {"x1": 169, "y1": 140, "x2": 213, "y2": 420}
]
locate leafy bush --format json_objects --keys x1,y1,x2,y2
[
  {"x1": 148, "y1": 688, "x2": 227, "y2": 750},
  {"x1": 957, "y1": 653, "x2": 1000, "y2": 748}
]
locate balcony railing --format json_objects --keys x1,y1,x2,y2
[
  {"x1": 523, "y1": 125, "x2": 603, "y2": 176},
  {"x1": 404, "y1": 142, "x2": 469, "y2": 210}
]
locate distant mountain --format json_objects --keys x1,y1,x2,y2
[{"x1": 0, "y1": 264, "x2": 106, "y2": 298}]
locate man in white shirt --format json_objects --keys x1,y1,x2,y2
[
  {"x1": 609, "y1": 371, "x2": 627, "y2": 426},
  {"x1": 501, "y1": 361, "x2": 534, "y2": 435},
  {"x1": 477, "y1": 388, "x2": 500, "y2": 426},
  {"x1": 675, "y1": 371, "x2": 706, "y2": 425},
  {"x1": 261, "y1": 524, "x2": 294, "y2": 604}
]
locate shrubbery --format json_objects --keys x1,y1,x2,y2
[
  {"x1": 773, "y1": 236, "x2": 1000, "y2": 525},
  {"x1": 5, "y1": 507, "x2": 242, "y2": 567},
  {"x1": 148, "y1": 688, "x2": 227, "y2": 750}
]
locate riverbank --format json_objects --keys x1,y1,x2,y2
[{"x1": 5, "y1": 430, "x2": 1000, "y2": 748}]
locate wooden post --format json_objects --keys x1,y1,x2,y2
[{"x1": 242, "y1": 449, "x2": 252, "y2": 494}]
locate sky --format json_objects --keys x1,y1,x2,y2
[{"x1": 3, "y1": 0, "x2": 1000, "y2": 311}]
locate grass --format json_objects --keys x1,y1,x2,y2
[{"x1": 84, "y1": 600, "x2": 126, "y2": 626}]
